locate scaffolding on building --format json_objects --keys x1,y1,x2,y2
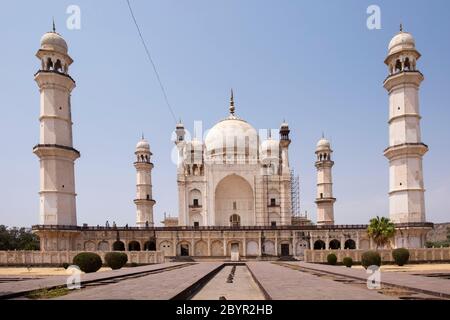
[{"x1": 290, "y1": 169, "x2": 301, "y2": 217}]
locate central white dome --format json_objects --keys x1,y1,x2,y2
[{"x1": 205, "y1": 116, "x2": 258, "y2": 159}]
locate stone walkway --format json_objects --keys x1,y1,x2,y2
[
  {"x1": 191, "y1": 265, "x2": 265, "y2": 300},
  {"x1": 0, "y1": 262, "x2": 187, "y2": 299},
  {"x1": 288, "y1": 262, "x2": 450, "y2": 299},
  {"x1": 57, "y1": 262, "x2": 222, "y2": 300},
  {"x1": 4, "y1": 261, "x2": 448, "y2": 300},
  {"x1": 246, "y1": 262, "x2": 395, "y2": 300}
]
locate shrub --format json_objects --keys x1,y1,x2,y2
[
  {"x1": 426, "y1": 241, "x2": 450, "y2": 248},
  {"x1": 361, "y1": 250, "x2": 381, "y2": 269},
  {"x1": 73, "y1": 252, "x2": 102, "y2": 273},
  {"x1": 392, "y1": 248, "x2": 410, "y2": 266},
  {"x1": 343, "y1": 257, "x2": 353, "y2": 268},
  {"x1": 105, "y1": 252, "x2": 128, "y2": 270},
  {"x1": 327, "y1": 253, "x2": 337, "y2": 265},
  {"x1": 62, "y1": 263, "x2": 70, "y2": 269}
]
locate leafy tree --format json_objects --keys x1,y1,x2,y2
[
  {"x1": 426, "y1": 240, "x2": 450, "y2": 248},
  {"x1": 0, "y1": 225, "x2": 40, "y2": 250},
  {"x1": 367, "y1": 216, "x2": 395, "y2": 249},
  {"x1": 0, "y1": 225, "x2": 11, "y2": 250},
  {"x1": 17, "y1": 228, "x2": 40, "y2": 250},
  {"x1": 425, "y1": 226, "x2": 450, "y2": 248}
]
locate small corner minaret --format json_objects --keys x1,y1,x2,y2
[
  {"x1": 280, "y1": 121, "x2": 291, "y2": 175},
  {"x1": 279, "y1": 121, "x2": 291, "y2": 175},
  {"x1": 174, "y1": 120, "x2": 186, "y2": 174},
  {"x1": 33, "y1": 25, "x2": 79, "y2": 225},
  {"x1": 134, "y1": 136, "x2": 155, "y2": 227},
  {"x1": 315, "y1": 136, "x2": 335, "y2": 225},
  {"x1": 383, "y1": 26, "x2": 428, "y2": 223}
]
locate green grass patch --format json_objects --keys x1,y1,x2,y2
[{"x1": 26, "y1": 287, "x2": 70, "y2": 299}]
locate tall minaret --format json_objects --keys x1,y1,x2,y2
[
  {"x1": 315, "y1": 137, "x2": 335, "y2": 225},
  {"x1": 174, "y1": 121, "x2": 187, "y2": 225},
  {"x1": 279, "y1": 121, "x2": 292, "y2": 226},
  {"x1": 384, "y1": 26, "x2": 428, "y2": 223},
  {"x1": 33, "y1": 26, "x2": 79, "y2": 225},
  {"x1": 134, "y1": 137, "x2": 156, "y2": 227},
  {"x1": 279, "y1": 121, "x2": 291, "y2": 175}
]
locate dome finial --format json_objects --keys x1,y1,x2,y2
[
  {"x1": 229, "y1": 88, "x2": 235, "y2": 115},
  {"x1": 400, "y1": 23, "x2": 403, "y2": 32},
  {"x1": 52, "y1": 17, "x2": 56, "y2": 33},
  {"x1": 141, "y1": 132, "x2": 144, "y2": 140}
]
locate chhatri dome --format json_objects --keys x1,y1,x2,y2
[
  {"x1": 136, "y1": 136, "x2": 150, "y2": 151},
  {"x1": 388, "y1": 24, "x2": 416, "y2": 55},
  {"x1": 40, "y1": 21, "x2": 68, "y2": 54},
  {"x1": 204, "y1": 90, "x2": 258, "y2": 158},
  {"x1": 260, "y1": 132, "x2": 280, "y2": 160},
  {"x1": 316, "y1": 136, "x2": 331, "y2": 151}
]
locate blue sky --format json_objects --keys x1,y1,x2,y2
[{"x1": 0, "y1": 0, "x2": 449, "y2": 227}]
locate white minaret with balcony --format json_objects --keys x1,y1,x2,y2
[
  {"x1": 279, "y1": 121, "x2": 293, "y2": 226},
  {"x1": 383, "y1": 26, "x2": 428, "y2": 224},
  {"x1": 315, "y1": 137, "x2": 335, "y2": 225},
  {"x1": 33, "y1": 26, "x2": 79, "y2": 226},
  {"x1": 134, "y1": 137, "x2": 155, "y2": 227}
]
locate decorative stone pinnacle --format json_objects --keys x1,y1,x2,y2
[{"x1": 229, "y1": 88, "x2": 235, "y2": 115}]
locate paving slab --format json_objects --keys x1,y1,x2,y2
[
  {"x1": 289, "y1": 262, "x2": 450, "y2": 299},
  {"x1": 247, "y1": 262, "x2": 394, "y2": 300},
  {"x1": 0, "y1": 262, "x2": 187, "y2": 299},
  {"x1": 57, "y1": 262, "x2": 223, "y2": 300},
  {"x1": 191, "y1": 265, "x2": 265, "y2": 300}
]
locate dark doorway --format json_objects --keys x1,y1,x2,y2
[
  {"x1": 128, "y1": 241, "x2": 141, "y2": 251},
  {"x1": 113, "y1": 241, "x2": 125, "y2": 251},
  {"x1": 329, "y1": 239, "x2": 341, "y2": 250},
  {"x1": 144, "y1": 240, "x2": 156, "y2": 251},
  {"x1": 314, "y1": 240, "x2": 326, "y2": 250},
  {"x1": 344, "y1": 239, "x2": 356, "y2": 250},
  {"x1": 180, "y1": 244, "x2": 189, "y2": 256},
  {"x1": 280, "y1": 244, "x2": 290, "y2": 256},
  {"x1": 230, "y1": 214, "x2": 240, "y2": 227}
]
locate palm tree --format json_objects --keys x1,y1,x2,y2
[{"x1": 367, "y1": 216, "x2": 395, "y2": 249}]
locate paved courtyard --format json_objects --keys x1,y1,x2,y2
[
  {"x1": 246, "y1": 262, "x2": 395, "y2": 300},
  {"x1": 58, "y1": 262, "x2": 222, "y2": 300},
  {"x1": 0, "y1": 262, "x2": 188, "y2": 299},
  {"x1": 1, "y1": 261, "x2": 449, "y2": 300},
  {"x1": 291, "y1": 261, "x2": 450, "y2": 298}
]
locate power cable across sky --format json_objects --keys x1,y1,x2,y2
[{"x1": 126, "y1": 0, "x2": 178, "y2": 124}]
